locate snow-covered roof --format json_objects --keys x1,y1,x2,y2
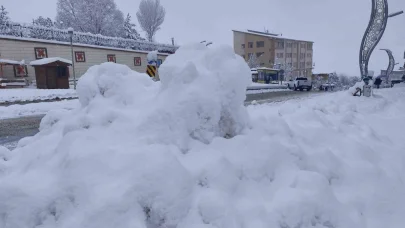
[
  {"x1": 0, "y1": 35, "x2": 171, "y2": 56},
  {"x1": 30, "y1": 57, "x2": 72, "y2": 66},
  {"x1": 232, "y1": 29, "x2": 314, "y2": 43},
  {"x1": 0, "y1": 22, "x2": 177, "y2": 54},
  {"x1": 0, "y1": 59, "x2": 25, "y2": 65},
  {"x1": 256, "y1": 67, "x2": 280, "y2": 71}
]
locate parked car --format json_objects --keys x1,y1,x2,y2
[{"x1": 287, "y1": 77, "x2": 312, "y2": 91}]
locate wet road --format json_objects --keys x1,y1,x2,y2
[
  {"x1": 0, "y1": 90, "x2": 325, "y2": 150},
  {"x1": 0, "y1": 115, "x2": 43, "y2": 149}
]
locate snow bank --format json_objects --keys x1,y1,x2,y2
[
  {"x1": 0, "y1": 88, "x2": 77, "y2": 103},
  {"x1": 0, "y1": 99, "x2": 79, "y2": 120},
  {"x1": 2, "y1": 43, "x2": 405, "y2": 228}
]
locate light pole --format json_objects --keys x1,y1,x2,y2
[{"x1": 68, "y1": 27, "x2": 76, "y2": 90}]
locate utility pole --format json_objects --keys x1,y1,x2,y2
[{"x1": 171, "y1": 37, "x2": 175, "y2": 46}]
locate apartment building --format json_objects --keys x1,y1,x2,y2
[{"x1": 233, "y1": 29, "x2": 314, "y2": 79}]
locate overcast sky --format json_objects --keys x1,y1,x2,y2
[{"x1": 3, "y1": 0, "x2": 405, "y2": 76}]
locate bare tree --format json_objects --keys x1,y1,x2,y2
[
  {"x1": 56, "y1": 0, "x2": 125, "y2": 37},
  {"x1": 136, "y1": 0, "x2": 165, "y2": 42}
]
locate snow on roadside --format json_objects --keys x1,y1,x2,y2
[
  {"x1": 248, "y1": 82, "x2": 287, "y2": 90},
  {"x1": 0, "y1": 88, "x2": 77, "y2": 103},
  {"x1": 246, "y1": 88, "x2": 291, "y2": 94},
  {"x1": 1, "y1": 43, "x2": 405, "y2": 228},
  {"x1": 0, "y1": 100, "x2": 79, "y2": 119}
]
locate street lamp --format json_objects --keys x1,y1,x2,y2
[{"x1": 68, "y1": 27, "x2": 76, "y2": 90}]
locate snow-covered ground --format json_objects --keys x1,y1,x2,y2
[
  {"x1": 0, "y1": 99, "x2": 79, "y2": 119},
  {"x1": 1, "y1": 44, "x2": 405, "y2": 228},
  {"x1": 0, "y1": 88, "x2": 77, "y2": 103}
]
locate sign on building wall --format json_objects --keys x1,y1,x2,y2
[
  {"x1": 34, "y1": 47, "x2": 48, "y2": 59},
  {"x1": 13, "y1": 65, "x2": 28, "y2": 77},
  {"x1": 134, "y1": 57, "x2": 142, "y2": 66},
  {"x1": 157, "y1": 59, "x2": 163, "y2": 67},
  {"x1": 75, "y1": 51, "x2": 86, "y2": 62},
  {"x1": 107, "y1": 54, "x2": 116, "y2": 63}
]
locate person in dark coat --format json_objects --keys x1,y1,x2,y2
[{"x1": 374, "y1": 77, "x2": 382, "y2": 89}]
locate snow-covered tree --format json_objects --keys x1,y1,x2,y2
[
  {"x1": 31, "y1": 17, "x2": 55, "y2": 39},
  {"x1": 123, "y1": 13, "x2": 142, "y2": 40},
  {"x1": 350, "y1": 76, "x2": 361, "y2": 86},
  {"x1": 247, "y1": 54, "x2": 260, "y2": 69},
  {"x1": 0, "y1": 5, "x2": 10, "y2": 25},
  {"x1": 56, "y1": 0, "x2": 125, "y2": 37},
  {"x1": 32, "y1": 16, "x2": 54, "y2": 27},
  {"x1": 338, "y1": 74, "x2": 350, "y2": 86},
  {"x1": 136, "y1": 0, "x2": 165, "y2": 42}
]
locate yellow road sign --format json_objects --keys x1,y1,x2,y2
[{"x1": 146, "y1": 65, "x2": 157, "y2": 77}]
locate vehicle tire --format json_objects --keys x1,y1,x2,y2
[
  {"x1": 299, "y1": 88, "x2": 303, "y2": 91},
  {"x1": 294, "y1": 85, "x2": 297, "y2": 91},
  {"x1": 287, "y1": 84, "x2": 290, "y2": 90},
  {"x1": 307, "y1": 87, "x2": 312, "y2": 91}
]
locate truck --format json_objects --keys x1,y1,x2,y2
[{"x1": 287, "y1": 77, "x2": 313, "y2": 91}]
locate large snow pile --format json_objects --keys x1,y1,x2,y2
[
  {"x1": 0, "y1": 88, "x2": 77, "y2": 104},
  {"x1": 1, "y1": 42, "x2": 405, "y2": 228}
]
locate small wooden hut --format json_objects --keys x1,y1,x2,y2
[{"x1": 30, "y1": 57, "x2": 72, "y2": 89}]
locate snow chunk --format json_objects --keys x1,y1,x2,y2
[
  {"x1": 156, "y1": 43, "x2": 251, "y2": 146},
  {"x1": 147, "y1": 50, "x2": 158, "y2": 63},
  {"x1": 76, "y1": 62, "x2": 154, "y2": 107}
]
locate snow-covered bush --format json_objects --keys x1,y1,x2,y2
[{"x1": 0, "y1": 22, "x2": 177, "y2": 53}]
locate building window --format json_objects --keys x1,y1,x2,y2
[
  {"x1": 248, "y1": 42, "x2": 253, "y2": 48},
  {"x1": 307, "y1": 43, "x2": 313, "y2": 50},
  {"x1": 256, "y1": 41, "x2": 265, "y2": 48},
  {"x1": 134, "y1": 57, "x2": 142, "y2": 66},
  {"x1": 293, "y1": 62, "x2": 298, "y2": 68},
  {"x1": 241, "y1": 44, "x2": 245, "y2": 49},
  {"x1": 276, "y1": 41, "x2": 284, "y2": 49},
  {"x1": 75, "y1": 51, "x2": 86, "y2": 62},
  {"x1": 300, "y1": 62, "x2": 305, "y2": 68},
  {"x1": 293, "y1": 53, "x2": 297, "y2": 58},
  {"x1": 293, "y1": 43, "x2": 298, "y2": 48},
  {"x1": 107, "y1": 54, "x2": 116, "y2": 63},
  {"x1": 277, "y1": 53, "x2": 284, "y2": 58},
  {"x1": 300, "y1": 43, "x2": 306, "y2": 49},
  {"x1": 300, "y1": 53, "x2": 305, "y2": 59},
  {"x1": 286, "y1": 42, "x2": 293, "y2": 48},
  {"x1": 34, "y1": 47, "x2": 48, "y2": 59},
  {"x1": 256, "y1": 52, "x2": 264, "y2": 57},
  {"x1": 307, "y1": 53, "x2": 312, "y2": 58},
  {"x1": 286, "y1": 53, "x2": 292, "y2": 58}
]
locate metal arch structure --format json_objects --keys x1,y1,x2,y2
[
  {"x1": 380, "y1": 48, "x2": 395, "y2": 83},
  {"x1": 359, "y1": 0, "x2": 389, "y2": 83}
]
